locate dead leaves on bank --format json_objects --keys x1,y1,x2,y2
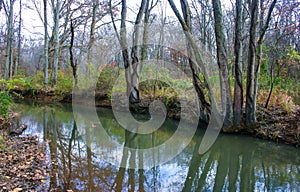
[
  {"x1": 256, "y1": 106, "x2": 300, "y2": 146},
  {"x1": 0, "y1": 136, "x2": 49, "y2": 192}
]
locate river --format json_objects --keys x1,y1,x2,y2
[{"x1": 16, "y1": 101, "x2": 299, "y2": 191}]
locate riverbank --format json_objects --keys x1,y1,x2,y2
[
  {"x1": 256, "y1": 106, "x2": 300, "y2": 147},
  {"x1": 11, "y1": 88, "x2": 300, "y2": 147}
]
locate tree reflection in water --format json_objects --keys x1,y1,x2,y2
[{"x1": 18, "y1": 102, "x2": 300, "y2": 191}]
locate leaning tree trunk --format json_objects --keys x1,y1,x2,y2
[
  {"x1": 233, "y1": 0, "x2": 243, "y2": 128},
  {"x1": 168, "y1": 0, "x2": 212, "y2": 120},
  {"x1": 212, "y1": 0, "x2": 233, "y2": 129}
]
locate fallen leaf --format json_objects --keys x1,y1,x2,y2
[{"x1": 13, "y1": 187, "x2": 23, "y2": 192}]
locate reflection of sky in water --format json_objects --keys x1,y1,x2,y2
[
  {"x1": 20, "y1": 116, "x2": 44, "y2": 140},
  {"x1": 16, "y1": 102, "x2": 300, "y2": 191}
]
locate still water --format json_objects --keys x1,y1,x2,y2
[{"x1": 16, "y1": 101, "x2": 299, "y2": 192}]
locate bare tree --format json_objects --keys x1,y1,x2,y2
[
  {"x1": 168, "y1": 0, "x2": 212, "y2": 120},
  {"x1": 245, "y1": 0, "x2": 277, "y2": 128},
  {"x1": 4, "y1": 0, "x2": 16, "y2": 80},
  {"x1": 43, "y1": 0, "x2": 49, "y2": 85},
  {"x1": 14, "y1": 0, "x2": 21, "y2": 76},
  {"x1": 51, "y1": 0, "x2": 60, "y2": 85},
  {"x1": 233, "y1": 0, "x2": 243, "y2": 127},
  {"x1": 86, "y1": 0, "x2": 98, "y2": 76},
  {"x1": 69, "y1": 19, "x2": 77, "y2": 86},
  {"x1": 212, "y1": 0, "x2": 233, "y2": 128}
]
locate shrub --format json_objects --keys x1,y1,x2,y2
[
  {"x1": 0, "y1": 78, "x2": 30, "y2": 91},
  {"x1": 0, "y1": 91, "x2": 12, "y2": 118},
  {"x1": 257, "y1": 89, "x2": 296, "y2": 112},
  {"x1": 54, "y1": 70, "x2": 74, "y2": 95}
]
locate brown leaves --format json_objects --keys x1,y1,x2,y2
[
  {"x1": 0, "y1": 136, "x2": 49, "y2": 191},
  {"x1": 256, "y1": 106, "x2": 300, "y2": 146}
]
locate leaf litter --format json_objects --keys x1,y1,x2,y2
[{"x1": 0, "y1": 136, "x2": 49, "y2": 192}]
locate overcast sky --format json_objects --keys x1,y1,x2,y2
[{"x1": 0, "y1": 0, "x2": 232, "y2": 41}]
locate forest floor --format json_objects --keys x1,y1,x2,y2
[{"x1": 0, "y1": 131, "x2": 49, "y2": 191}]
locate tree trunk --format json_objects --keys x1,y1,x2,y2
[
  {"x1": 69, "y1": 20, "x2": 78, "y2": 87},
  {"x1": 168, "y1": 0, "x2": 212, "y2": 120},
  {"x1": 212, "y1": 0, "x2": 232, "y2": 128},
  {"x1": 51, "y1": 0, "x2": 60, "y2": 86},
  {"x1": 129, "y1": 0, "x2": 148, "y2": 104},
  {"x1": 255, "y1": 0, "x2": 277, "y2": 110},
  {"x1": 245, "y1": 0, "x2": 259, "y2": 128},
  {"x1": 119, "y1": 0, "x2": 131, "y2": 99},
  {"x1": 4, "y1": 0, "x2": 15, "y2": 80},
  {"x1": 233, "y1": 0, "x2": 243, "y2": 128},
  {"x1": 44, "y1": 0, "x2": 49, "y2": 85},
  {"x1": 246, "y1": 0, "x2": 277, "y2": 128},
  {"x1": 15, "y1": 0, "x2": 21, "y2": 76},
  {"x1": 141, "y1": 0, "x2": 151, "y2": 61},
  {"x1": 86, "y1": 0, "x2": 97, "y2": 76}
]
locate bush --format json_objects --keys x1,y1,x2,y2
[
  {"x1": 0, "y1": 91, "x2": 12, "y2": 118},
  {"x1": 0, "y1": 78, "x2": 30, "y2": 91},
  {"x1": 257, "y1": 89, "x2": 296, "y2": 112},
  {"x1": 54, "y1": 70, "x2": 74, "y2": 95}
]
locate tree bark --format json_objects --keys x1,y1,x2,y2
[
  {"x1": 246, "y1": 0, "x2": 277, "y2": 128},
  {"x1": 4, "y1": 0, "x2": 15, "y2": 80},
  {"x1": 44, "y1": 0, "x2": 49, "y2": 85},
  {"x1": 69, "y1": 20, "x2": 77, "y2": 87},
  {"x1": 51, "y1": 0, "x2": 60, "y2": 86},
  {"x1": 245, "y1": 0, "x2": 259, "y2": 128},
  {"x1": 119, "y1": 0, "x2": 131, "y2": 99},
  {"x1": 212, "y1": 0, "x2": 233, "y2": 128},
  {"x1": 254, "y1": 0, "x2": 277, "y2": 110},
  {"x1": 86, "y1": 0, "x2": 97, "y2": 76},
  {"x1": 129, "y1": 0, "x2": 148, "y2": 104},
  {"x1": 168, "y1": 0, "x2": 212, "y2": 120},
  {"x1": 15, "y1": 0, "x2": 21, "y2": 76},
  {"x1": 233, "y1": 0, "x2": 243, "y2": 128}
]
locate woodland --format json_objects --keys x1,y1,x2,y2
[{"x1": 0, "y1": 0, "x2": 299, "y2": 191}]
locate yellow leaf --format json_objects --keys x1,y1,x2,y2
[{"x1": 41, "y1": 179, "x2": 46, "y2": 183}]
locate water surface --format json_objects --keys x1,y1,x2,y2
[{"x1": 17, "y1": 101, "x2": 300, "y2": 191}]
